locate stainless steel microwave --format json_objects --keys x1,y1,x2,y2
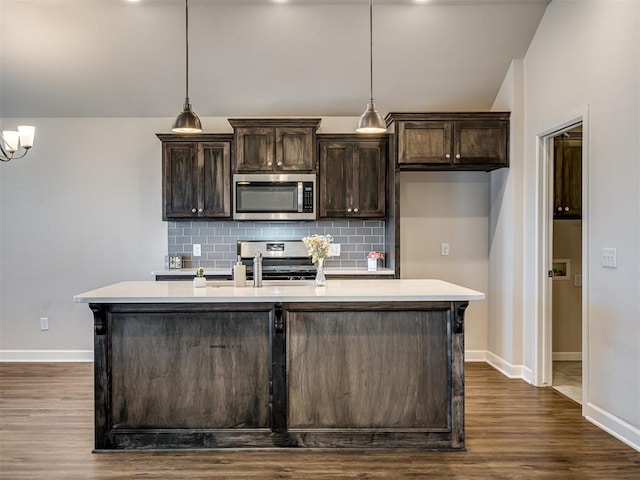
[{"x1": 233, "y1": 173, "x2": 316, "y2": 221}]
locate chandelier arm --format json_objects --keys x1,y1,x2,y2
[
  {"x1": 0, "y1": 150, "x2": 30, "y2": 162},
  {"x1": 0, "y1": 138, "x2": 12, "y2": 161}
]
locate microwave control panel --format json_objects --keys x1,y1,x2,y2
[{"x1": 303, "y1": 183, "x2": 314, "y2": 213}]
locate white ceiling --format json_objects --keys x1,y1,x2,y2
[{"x1": 0, "y1": 0, "x2": 549, "y2": 119}]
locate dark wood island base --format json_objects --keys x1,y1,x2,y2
[{"x1": 89, "y1": 300, "x2": 469, "y2": 451}]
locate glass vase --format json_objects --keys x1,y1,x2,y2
[{"x1": 315, "y1": 258, "x2": 326, "y2": 287}]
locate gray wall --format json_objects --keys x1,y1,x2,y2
[{"x1": 0, "y1": 118, "x2": 168, "y2": 357}]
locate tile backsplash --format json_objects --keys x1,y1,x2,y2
[{"x1": 167, "y1": 220, "x2": 385, "y2": 270}]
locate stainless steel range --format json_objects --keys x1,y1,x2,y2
[{"x1": 237, "y1": 240, "x2": 315, "y2": 280}]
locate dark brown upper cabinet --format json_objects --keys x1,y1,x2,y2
[
  {"x1": 228, "y1": 119, "x2": 321, "y2": 173},
  {"x1": 385, "y1": 112, "x2": 510, "y2": 171},
  {"x1": 554, "y1": 131, "x2": 582, "y2": 219},
  {"x1": 157, "y1": 134, "x2": 232, "y2": 220},
  {"x1": 318, "y1": 134, "x2": 387, "y2": 219}
]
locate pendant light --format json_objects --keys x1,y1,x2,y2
[
  {"x1": 172, "y1": 0, "x2": 202, "y2": 133},
  {"x1": 356, "y1": 0, "x2": 386, "y2": 134}
]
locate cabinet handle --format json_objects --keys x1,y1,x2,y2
[
  {"x1": 354, "y1": 208, "x2": 359, "y2": 213},
  {"x1": 347, "y1": 208, "x2": 352, "y2": 213},
  {"x1": 268, "y1": 161, "x2": 273, "y2": 166},
  {"x1": 565, "y1": 207, "x2": 569, "y2": 212},
  {"x1": 191, "y1": 208, "x2": 197, "y2": 213},
  {"x1": 198, "y1": 208, "x2": 203, "y2": 213},
  {"x1": 445, "y1": 154, "x2": 451, "y2": 159},
  {"x1": 456, "y1": 154, "x2": 461, "y2": 159},
  {"x1": 557, "y1": 207, "x2": 563, "y2": 212},
  {"x1": 277, "y1": 162, "x2": 282, "y2": 167}
]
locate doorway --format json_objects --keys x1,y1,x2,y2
[
  {"x1": 536, "y1": 113, "x2": 588, "y2": 412},
  {"x1": 550, "y1": 126, "x2": 583, "y2": 404}
]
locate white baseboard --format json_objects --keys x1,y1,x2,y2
[
  {"x1": 464, "y1": 350, "x2": 487, "y2": 362},
  {"x1": 553, "y1": 351, "x2": 582, "y2": 361},
  {"x1": 585, "y1": 402, "x2": 640, "y2": 453},
  {"x1": 485, "y1": 351, "x2": 528, "y2": 379},
  {"x1": 0, "y1": 350, "x2": 93, "y2": 362}
]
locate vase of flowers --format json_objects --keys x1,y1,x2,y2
[
  {"x1": 367, "y1": 251, "x2": 384, "y2": 271},
  {"x1": 193, "y1": 267, "x2": 207, "y2": 288},
  {"x1": 302, "y1": 234, "x2": 333, "y2": 286}
]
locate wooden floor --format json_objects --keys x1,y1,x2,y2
[{"x1": 1, "y1": 363, "x2": 638, "y2": 479}]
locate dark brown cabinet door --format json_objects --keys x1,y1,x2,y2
[
  {"x1": 397, "y1": 121, "x2": 452, "y2": 165},
  {"x1": 163, "y1": 142, "x2": 199, "y2": 219},
  {"x1": 554, "y1": 137, "x2": 582, "y2": 219},
  {"x1": 160, "y1": 135, "x2": 232, "y2": 220},
  {"x1": 318, "y1": 142, "x2": 350, "y2": 217},
  {"x1": 318, "y1": 136, "x2": 387, "y2": 218},
  {"x1": 234, "y1": 127, "x2": 275, "y2": 172},
  {"x1": 453, "y1": 120, "x2": 508, "y2": 167},
  {"x1": 353, "y1": 141, "x2": 386, "y2": 217},
  {"x1": 201, "y1": 142, "x2": 231, "y2": 217},
  {"x1": 276, "y1": 127, "x2": 316, "y2": 172}
]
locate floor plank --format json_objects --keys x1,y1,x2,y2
[{"x1": 1, "y1": 362, "x2": 638, "y2": 479}]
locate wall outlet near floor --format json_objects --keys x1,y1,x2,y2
[
  {"x1": 441, "y1": 243, "x2": 450, "y2": 256},
  {"x1": 40, "y1": 317, "x2": 49, "y2": 331},
  {"x1": 193, "y1": 244, "x2": 201, "y2": 257},
  {"x1": 328, "y1": 244, "x2": 341, "y2": 256}
]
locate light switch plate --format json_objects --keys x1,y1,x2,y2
[
  {"x1": 329, "y1": 244, "x2": 341, "y2": 256},
  {"x1": 602, "y1": 248, "x2": 616, "y2": 268}
]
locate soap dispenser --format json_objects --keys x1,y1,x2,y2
[{"x1": 233, "y1": 255, "x2": 246, "y2": 287}]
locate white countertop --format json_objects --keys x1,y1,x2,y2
[
  {"x1": 152, "y1": 267, "x2": 395, "y2": 277},
  {"x1": 74, "y1": 279, "x2": 485, "y2": 304}
]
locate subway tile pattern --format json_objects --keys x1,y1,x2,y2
[{"x1": 168, "y1": 220, "x2": 385, "y2": 270}]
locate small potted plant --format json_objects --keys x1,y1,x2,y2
[
  {"x1": 367, "y1": 251, "x2": 384, "y2": 271},
  {"x1": 193, "y1": 267, "x2": 207, "y2": 288}
]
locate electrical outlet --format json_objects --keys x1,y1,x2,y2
[
  {"x1": 193, "y1": 244, "x2": 201, "y2": 257},
  {"x1": 602, "y1": 248, "x2": 616, "y2": 268},
  {"x1": 40, "y1": 317, "x2": 49, "y2": 331},
  {"x1": 328, "y1": 244, "x2": 341, "y2": 256},
  {"x1": 441, "y1": 243, "x2": 450, "y2": 256}
]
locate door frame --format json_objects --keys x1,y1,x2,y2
[{"x1": 535, "y1": 108, "x2": 589, "y2": 411}]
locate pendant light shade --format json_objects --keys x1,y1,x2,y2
[
  {"x1": 356, "y1": 0, "x2": 386, "y2": 134},
  {"x1": 357, "y1": 102, "x2": 386, "y2": 134},
  {"x1": 172, "y1": 0, "x2": 202, "y2": 133},
  {"x1": 173, "y1": 103, "x2": 202, "y2": 133}
]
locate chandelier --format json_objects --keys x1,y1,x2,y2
[{"x1": 1, "y1": 126, "x2": 35, "y2": 162}]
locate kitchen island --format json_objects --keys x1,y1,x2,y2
[{"x1": 74, "y1": 279, "x2": 483, "y2": 451}]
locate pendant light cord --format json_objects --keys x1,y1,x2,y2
[
  {"x1": 369, "y1": 0, "x2": 374, "y2": 103},
  {"x1": 184, "y1": 0, "x2": 190, "y2": 103}
]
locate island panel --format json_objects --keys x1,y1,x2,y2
[
  {"x1": 110, "y1": 309, "x2": 270, "y2": 429},
  {"x1": 287, "y1": 307, "x2": 450, "y2": 430}
]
